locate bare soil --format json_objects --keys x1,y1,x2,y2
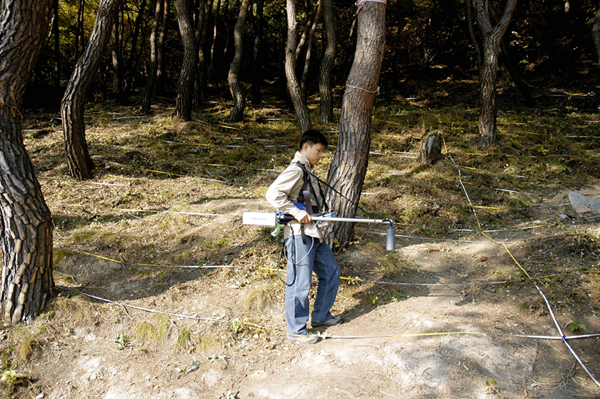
[{"x1": 4, "y1": 100, "x2": 600, "y2": 399}]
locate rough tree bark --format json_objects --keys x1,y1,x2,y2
[
  {"x1": 142, "y1": 0, "x2": 165, "y2": 113},
  {"x1": 228, "y1": 0, "x2": 251, "y2": 121},
  {"x1": 175, "y1": 0, "x2": 199, "y2": 121},
  {"x1": 251, "y1": 0, "x2": 264, "y2": 105},
  {"x1": 473, "y1": 0, "x2": 517, "y2": 147},
  {"x1": 326, "y1": 1, "x2": 385, "y2": 248},
  {"x1": 286, "y1": 0, "x2": 312, "y2": 132},
  {"x1": 0, "y1": 0, "x2": 55, "y2": 324},
  {"x1": 61, "y1": 0, "x2": 121, "y2": 180},
  {"x1": 319, "y1": 0, "x2": 336, "y2": 123}
]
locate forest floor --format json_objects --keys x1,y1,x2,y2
[{"x1": 4, "y1": 69, "x2": 600, "y2": 398}]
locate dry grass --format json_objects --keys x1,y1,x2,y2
[
  {"x1": 50, "y1": 295, "x2": 95, "y2": 327},
  {"x1": 175, "y1": 327, "x2": 194, "y2": 353},
  {"x1": 134, "y1": 313, "x2": 169, "y2": 344},
  {"x1": 5, "y1": 78, "x2": 600, "y2": 397},
  {"x1": 243, "y1": 285, "x2": 280, "y2": 311},
  {"x1": 197, "y1": 333, "x2": 219, "y2": 351}
]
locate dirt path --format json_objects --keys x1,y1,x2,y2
[
  {"x1": 236, "y1": 236, "x2": 600, "y2": 399},
  {"x1": 24, "y1": 224, "x2": 600, "y2": 399}
]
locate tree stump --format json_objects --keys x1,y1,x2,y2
[{"x1": 418, "y1": 132, "x2": 442, "y2": 165}]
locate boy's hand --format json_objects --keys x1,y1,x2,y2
[{"x1": 295, "y1": 210, "x2": 312, "y2": 224}]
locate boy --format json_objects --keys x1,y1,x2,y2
[{"x1": 266, "y1": 130, "x2": 343, "y2": 344}]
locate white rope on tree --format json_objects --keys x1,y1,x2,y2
[
  {"x1": 355, "y1": 0, "x2": 386, "y2": 15},
  {"x1": 345, "y1": 84, "x2": 380, "y2": 95}
]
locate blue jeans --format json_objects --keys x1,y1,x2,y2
[{"x1": 285, "y1": 234, "x2": 340, "y2": 335}]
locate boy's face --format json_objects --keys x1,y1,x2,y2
[{"x1": 301, "y1": 142, "x2": 325, "y2": 166}]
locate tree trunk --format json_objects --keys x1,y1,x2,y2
[
  {"x1": 156, "y1": 0, "x2": 170, "y2": 95},
  {"x1": 75, "y1": 0, "x2": 86, "y2": 57},
  {"x1": 111, "y1": 11, "x2": 128, "y2": 105},
  {"x1": 300, "y1": 0, "x2": 321, "y2": 101},
  {"x1": 209, "y1": 0, "x2": 221, "y2": 80},
  {"x1": 473, "y1": 0, "x2": 517, "y2": 147},
  {"x1": 0, "y1": 0, "x2": 55, "y2": 325},
  {"x1": 326, "y1": 1, "x2": 385, "y2": 248},
  {"x1": 251, "y1": 0, "x2": 264, "y2": 105},
  {"x1": 222, "y1": 0, "x2": 232, "y2": 65},
  {"x1": 228, "y1": 0, "x2": 251, "y2": 122},
  {"x1": 295, "y1": 1, "x2": 320, "y2": 62},
  {"x1": 196, "y1": 0, "x2": 211, "y2": 106},
  {"x1": 319, "y1": 0, "x2": 336, "y2": 123},
  {"x1": 466, "y1": 0, "x2": 482, "y2": 66},
  {"x1": 62, "y1": 0, "x2": 121, "y2": 180},
  {"x1": 593, "y1": 0, "x2": 600, "y2": 66},
  {"x1": 486, "y1": 3, "x2": 534, "y2": 107},
  {"x1": 53, "y1": 0, "x2": 61, "y2": 88},
  {"x1": 124, "y1": 0, "x2": 148, "y2": 92},
  {"x1": 286, "y1": 0, "x2": 312, "y2": 132},
  {"x1": 142, "y1": 0, "x2": 164, "y2": 113},
  {"x1": 175, "y1": 0, "x2": 199, "y2": 121}
]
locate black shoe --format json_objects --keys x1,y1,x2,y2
[{"x1": 311, "y1": 316, "x2": 344, "y2": 327}]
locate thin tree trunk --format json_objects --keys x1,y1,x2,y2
[
  {"x1": 196, "y1": 0, "x2": 211, "y2": 105},
  {"x1": 142, "y1": 0, "x2": 164, "y2": 112},
  {"x1": 124, "y1": 0, "x2": 148, "y2": 92},
  {"x1": 278, "y1": 40, "x2": 289, "y2": 104},
  {"x1": 286, "y1": 0, "x2": 312, "y2": 132},
  {"x1": 326, "y1": 1, "x2": 385, "y2": 249},
  {"x1": 175, "y1": 0, "x2": 199, "y2": 120},
  {"x1": 319, "y1": 0, "x2": 336, "y2": 123},
  {"x1": 0, "y1": 0, "x2": 55, "y2": 325},
  {"x1": 53, "y1": 0, "x2": 61, "y2": 88},
  {"x1": 156, "y1": 0, "x2": 170, "y2": 95},
  {"x1": 209, "y1": 0, "x2": 221, "y2": 80},
  {"x1": 193, "y1": 0, "x2": 206, "y2": 108},
  {"x1": 487, "y1": 3, "x2": 534, "y2": 107},
  {"x1": 111, "y1": 11, "x2": 127, "y2": 105},
  {"x1": 300, "y1": 0, "x2": 321, "y2": 101},
  {"x1": 593, "y1": 0, "x2": 600, "y2": 66},
  {"x1": 295, "y1": 0, "x2": 320, "y2": 62},
  {"x1": 473, "y1": 0, "x2": 517, "y2": 147},
  {"x1": 251, "y1": 0, "x2": 264, "y2": 105},
  {"x1": 61, "y1": 0, "x2": 121, "y2": 180},
  {"x1": 75, "y1": 0, "x2": 86, "y2": 57},
  {"x1": 222, "y1": 0, "x2": 232, "y2": 64},
  {"x1": 466, "y1": 0, "x2": 482, "y2": 66},
  {"x1": 228, "y1": 0, "x2": 251, "y2": 121}
]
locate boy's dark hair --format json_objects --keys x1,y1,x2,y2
[{"x1": 299, "y1": 130, "x2": 328, "y2": 150}]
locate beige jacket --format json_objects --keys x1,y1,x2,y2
[{"x1": 266, "y1": 152, "x2": 324, "y2": 241}]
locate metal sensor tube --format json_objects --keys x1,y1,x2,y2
[{"x1": 386, "y1": 223, "x2": 396, "y2": 251}]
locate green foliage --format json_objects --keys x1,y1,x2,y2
[
  {"x1": 567, "y1": 318, "x2": 587, "y2": 333},
  {"x1": 114, "y1": 331, "x2": 129, "y2": 350},
  {"x1": 389, "y1": 292, "x2": 408, "y2": 302},
  {"x1": 485, "y1": 379, "x2": 498, "y2": 394},
  {"x1": 1, "y1": 366, "x2": 29, "y2": 395}
]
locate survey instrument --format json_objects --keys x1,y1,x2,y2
[{"x1": 243, "y1": 212, "x2": 396, "y2": 251}]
